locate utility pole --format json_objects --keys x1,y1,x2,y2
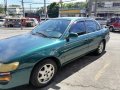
[
  {"x1": 86, "y1": 0, "x2": 88, "y2": 17},
  {"x1": 59, "y1": 0, "x2": 63, "y2": 17},
  {"x1": 4, "y1": 0, "x2": 7, "y2": 16},
  {"x1": 88, "y1": 0, "x2": 92, "y2": 17},
  {"x1": 30, "y1": 4, "x2": 32, "y2": 13},
  {"x1": 20, "y1": 0, "x2": 24, "y2": 30},
  {"x1": 94, "y1": 0, "x2": 98, "y2": 17},
  {"x1": 44, "y1": 0, "x2": 47, "y2": 20},
  {"x1": 21, "y1": 0, "x2": 25, "y2": 17}
]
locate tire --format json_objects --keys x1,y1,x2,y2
[
  {"x1": 26, "y1": 23, "x2": 32, "y2": 27},
  {"x1": 94, "y1": 41, "x2": 105, "y2": 55},
  {"x1": 109, "y1": 27, "x2": 114, "y2": 32},
  {"x1": 30, "y1": 59, "x2": 57, "y2": 88},
  {"x1": 9, "y1": 24, "x2": 13, "y2": 27}
]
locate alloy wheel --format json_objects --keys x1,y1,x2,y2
[
  {"x1": 37, "y1": 64, "x2": 55, "y2": 84},
  {"x1": 98, "y1": 42, "x2": 104, "y2": 54}
]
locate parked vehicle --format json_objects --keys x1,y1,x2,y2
[
  {"x1": 95, "y1": 17, "x2": 107, "y2": 26},
  {"x1": 107, "y1": 17, "x2": 120, "y2": 32},
  {"x1": 25, "y1": 12, "x2": 40, "y2": 22},
  {"x1": 4, "y1": 17, "x2": 37, "y2": 27},
  {"x1": 26, "y1": 18, "x2": 38, "y2": 27},
  {"x1": 0, "y1": 19, "x2": 5, "y2": 26},
  {"x1": 4, "y1": 17, "x2": 27, "y2": 27},
  {"x1": 40, "y1": 18, "x2": 49, "y2": 23},
  {"x1": 0, "y1": 17, "x2": 110, "y2": 89}
]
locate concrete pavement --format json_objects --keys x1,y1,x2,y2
[
  {"x1": 0, "y1": 30, "x2": 120, "y2": 90},
  {"x1": 0, "y1": 29, "x2": 31, "y2": 40}
]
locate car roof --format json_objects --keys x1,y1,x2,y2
[{"x1": 52, "y1": 17, "x2": 94, "y2": 21}]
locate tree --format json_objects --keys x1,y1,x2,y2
[
  {"x1": 47, "y1": 2, "x2": 59, "y2": 18},
  {"x1": 36, "y1": 7, "x2": 44, "y2": 16},
  {"x1": 0, "y1": 4, "x2": 4, "y2": 13}
]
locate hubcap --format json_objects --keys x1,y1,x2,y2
[
  {"x1": 37, "y1": 64, "x2": 55, "y2": 84},
  {"x1": 98, "y1": 42, "x2": 104, "y2": 53}
]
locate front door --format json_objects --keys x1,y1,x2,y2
[{"x1": 59, "y1": 21, "x2": 90, "y2": 64}]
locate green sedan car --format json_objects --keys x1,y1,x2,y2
[{"x1": 0, "y1": 17, "x2": 110, "y2": 89}]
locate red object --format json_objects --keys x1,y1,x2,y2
[
  {"x1": 109, "y1": 18, "x2": 120, "y2": 29},
  {"x1": 25, "y1": 16, "x2": 40, "y2": 22},
  {"x1": 112, "y1": 20, "x2": 120, "y2": 28}
]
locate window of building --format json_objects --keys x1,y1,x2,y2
[
  {"x1": 113, "y1": 3, "x2": 120, "y2": 7},
  {"x1": 97, "y1": 3, "x2": 105, "y2": 8}
]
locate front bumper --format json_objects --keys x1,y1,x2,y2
[
  {"x1": 0, "y1": 67, "x2": 32, "y2": 89},
  {"x1": 0, "y1": 72, "x2": 11, "y2": 85}
]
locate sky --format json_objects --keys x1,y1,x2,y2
[{"x1": 0, "y1": 0, "x2": 86, "y2": 9}]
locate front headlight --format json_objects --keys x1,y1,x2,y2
[{"x1": 0, "y1": 62, "x2": 19, "y2": 72}]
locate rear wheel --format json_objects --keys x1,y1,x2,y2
[
  {"x1": 94, "y1": 41, "x2": 105, "y2": 55},
  {"x1": 109, "y1": 27, "x2": 114, "y2": 32},
  {"x1": 30, "y1": 59, "x2": 57, "y2": 88}
]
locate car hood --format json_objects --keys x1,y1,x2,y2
[{"x1": 0, "y1": 33, "x2": 60, "y2": 63}]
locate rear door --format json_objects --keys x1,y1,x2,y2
[{"x1": 85, "y1": 20, "x2": 102, "y2": 51}]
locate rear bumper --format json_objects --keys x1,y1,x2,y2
[{"x1": 0, "y1": 67, "x2": 32, "y2": 89}]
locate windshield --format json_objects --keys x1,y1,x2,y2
[{"x1": 32, "y1": 19, "x2": 71, "y2": 38}]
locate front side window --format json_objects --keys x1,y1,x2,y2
[
  {"x1": 85, "y1": 20, "x2": 97, "y2": 33},
  {"x1": 70, "y1": 21, "x2": 86, "y2": 35}
]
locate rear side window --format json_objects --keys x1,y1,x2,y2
[
  {"x1": 70, "y1": 21, "x2": 86, "y2": 35},
  {"x1": 85, "y1": 20, "x2": 97, "y2": 33}
]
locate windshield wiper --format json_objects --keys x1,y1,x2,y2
[
  {"x1": 32, "y1": 32, "x2": 59, "y2": 38},
  {"x1": 36, "y1": 32, "x2": 48, "y2": 37}
]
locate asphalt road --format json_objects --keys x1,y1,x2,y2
[{"x1": 0, "y1": 30, "x2": 120, "y2": 90}]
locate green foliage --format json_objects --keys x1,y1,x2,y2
[
  {"x1": 0, "y1": 4, "x2": 4, "y2": 13},
  {"x1": 36, "y1": 2, "x2": 87, "y2": 18},
  {"x1": 36, "y1": 7, "x2": 44, "y2": 15},
  {"x1": 47, "y1": 2, "x2": 59, "y2": 18}
]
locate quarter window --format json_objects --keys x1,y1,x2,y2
[{"x1": 70, "y1": 21, "x2": 86, "y2": 35}]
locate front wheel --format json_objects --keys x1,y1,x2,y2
[
  {"x1": 94, "y1": 41, "x2": 105, "y2": 55},
  {"x1": 30, "y1": 59, "x2": 57, "y2": 88}
]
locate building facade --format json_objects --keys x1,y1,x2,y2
[
  {"x1": 92, "y1": 0, "x2": 120, "y2": 18},
  {"x1": 7, "y1": 5, "x2": 23, "y2": 17},
  {"x1": 59, "y1": 8, "x2": 86, "y2": 17}
]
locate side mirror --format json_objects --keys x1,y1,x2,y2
[
  {"x1": 66, "y1": 32, "x2": 78, "y2": 42},
  {"x1": 69, "y1": 32, "x2": 78, "y2": 38}
]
